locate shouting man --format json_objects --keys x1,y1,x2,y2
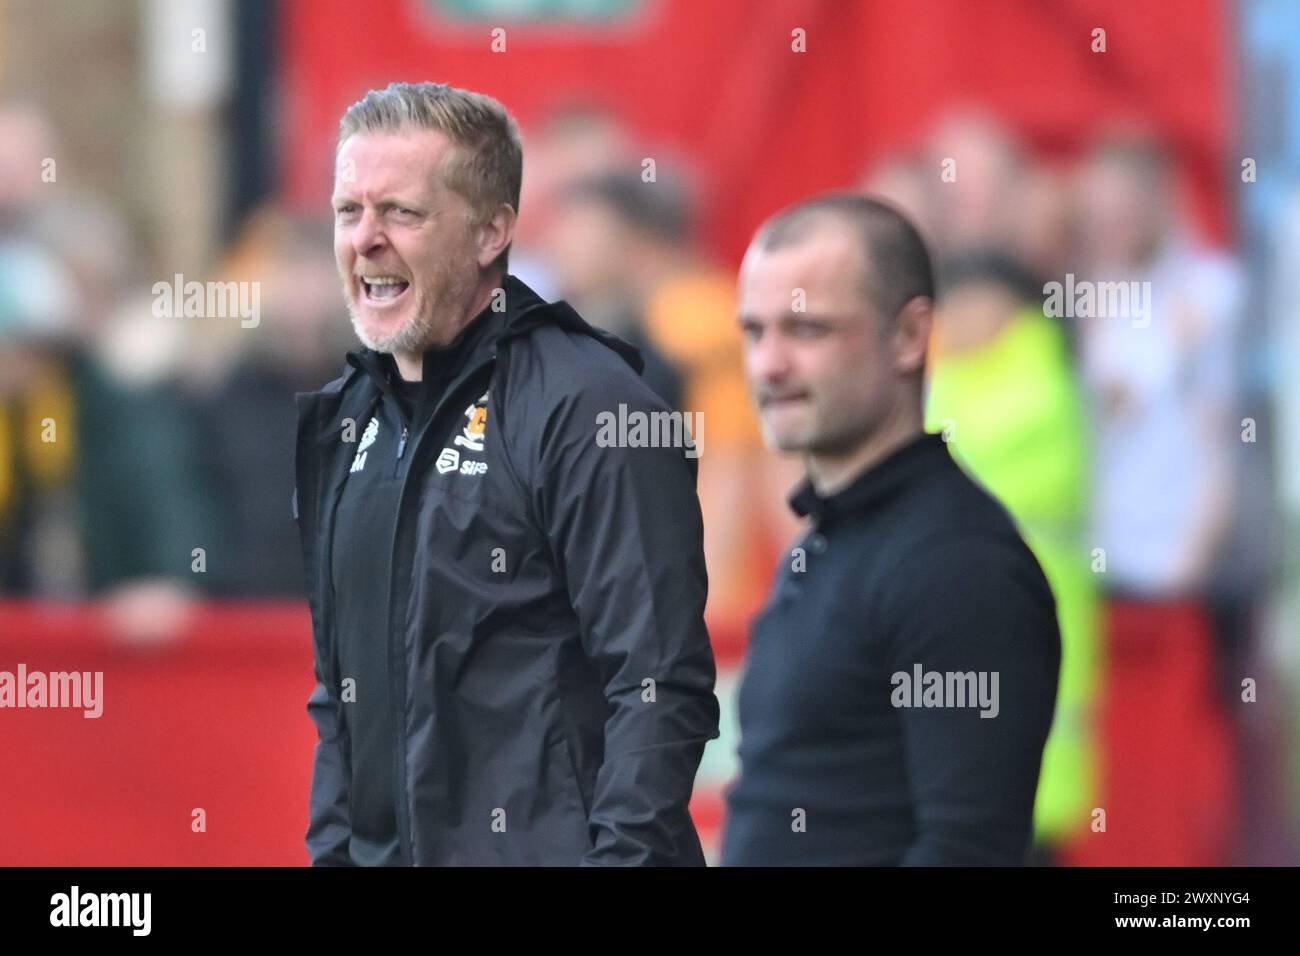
[{"x1": 294, "y1": 82, "x2": 719, "y2": 866}]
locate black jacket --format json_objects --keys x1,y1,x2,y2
[{"x1": 293, "y1": 276, "x2": 720, "y2": 865}]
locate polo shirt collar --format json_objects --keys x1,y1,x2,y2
[{"x1": 790, "y1": 431, "x2": 948, "y2": 523}]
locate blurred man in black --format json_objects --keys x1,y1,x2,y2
[{"x1": 722, "y1": 194, "x2": 1059, "y2": 865}]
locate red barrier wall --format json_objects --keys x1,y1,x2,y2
[
  {"x1": 0, "y1": 605, "x2": 317, "y2": 865},
  {"x1": 0, "y1": 603, "x2": 742, "y2": 865}
]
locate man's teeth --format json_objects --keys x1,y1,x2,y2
[{"x1": 361, "y1": 276, "x2": 409, "y2": 300}]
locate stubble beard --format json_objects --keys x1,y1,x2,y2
[
  {"x1": 347, "y1": 293, "x2": 436, "y2": 355},
  {"x1": 345, "y1": 263, "x2": 477, "y2": 355}
]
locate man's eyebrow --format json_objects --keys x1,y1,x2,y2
[
  {"x1": 735, "y1": 313, "x2": 841, "y2": 334},
  {"x1": 337, "y1": 195, "x2": 424, "y2": 208},
  {"x1": 781, "y1": 311, "x2": 838, "y2": 323}
]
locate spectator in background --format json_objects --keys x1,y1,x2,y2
[
  {"x1": 511, "y1": 103, "x2": 638, "y2": 301},
  {"x1": 912, "y1": 108, "x2": 1077, "y2": 284},
  {"x1": 0, "y1": 241, "x2": 79, "y2": 594},
  {"x1": 0, "y1": 100, "x2": 212, "y2": 643},
  {"x1": 1073, "y1": 131, "x2": 1242, "y2": 865},
  {"x1": 923, "y1": 109, "x2": 1028, "y2": 256},
  {"x1": 0, "y1": 101, "x2": 80, "y2": 594},
  {"x1": 188, "y1": 206, "x2": 354, "y2": 597},
  {"x1": 1016, "y1": 161, "x2": 1077, "y2": 287},
  {"x1": 543, "y1": 170, "x2": 686, "y2": 409},
  {"x1": 924, "y1": 250, "x2": 1100, "y2": 863},
  {"x1": 0, "y1": 101, "x2": 59, "y2": 227}
]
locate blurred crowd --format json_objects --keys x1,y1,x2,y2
[
  {"x1": 0, "y1": 98, "x2": 1288, "y2": 864},
  {"x1": 0, "y1": 99, "x2": 354, "y2": 641}
]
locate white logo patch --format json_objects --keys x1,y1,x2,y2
[
  {"x1": 350, "y1": 416, "x2": 379, "y2": 473},
  {"x1": 357, "y1": 417, "x2": 379, "y2": 452},
  {"x1": 436, "y1": 447, "x2": 460, "y2": 474}
]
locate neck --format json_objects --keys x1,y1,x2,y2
[
  {"x1": 392, "y1": 272, "x2": 502, "y2": 381},
  {"x1": 804, "y1": 400, "x2": 924, "y2": 497},
  {"x1": 392, "y1": 345, "x2": 422, "y2": 381}
]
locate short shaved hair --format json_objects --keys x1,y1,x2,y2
[{"x1": 753, "y1": 193, "x2": 934, "y2": 322}]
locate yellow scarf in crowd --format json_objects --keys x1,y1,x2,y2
[{"x1": 0, "y1": 368, "x2": 76, "y2": 522}]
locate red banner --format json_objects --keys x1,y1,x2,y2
[{"x1": 279, "y1": 0, "x2": 1234, "y2": 262}]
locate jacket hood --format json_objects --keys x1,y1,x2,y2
[{"x1": 496, "y1": 276, "x2": 645, "y2": 374}]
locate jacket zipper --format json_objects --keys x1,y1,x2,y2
[
  {"x1": 320, "y1": 389, "x2": 383, "y2": 689},
  {"x1": 385, "y1": 351, "x2": 497, "y2": 865},
  {"x1": 318, "y1": 390, "x2": 383, "y2": 841}
]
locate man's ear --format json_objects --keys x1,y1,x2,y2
[
  {"x1": 892, "y1": 296, "x2": 933, "y2": 377},
  {"x1": 476, "y1": 203, "x2": 518, "y2": 270}
]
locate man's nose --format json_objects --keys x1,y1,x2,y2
[
  {"x1": 351, "y1": 208, "x2": 388, "y2": 258},
  {"x1": 748, "y1": 331, "x2": 793, "y2": 385}
]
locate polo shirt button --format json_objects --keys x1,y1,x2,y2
[{"x1": 808, "y1": 533, "x2": 828, "y2": 554}]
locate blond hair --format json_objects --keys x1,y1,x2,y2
[{"x1": 338, "y1": 82, "x2": 522, "y2": 268}]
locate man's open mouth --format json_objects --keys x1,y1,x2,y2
[{"x1": 360, "y1": 275, "x2": 410, "y2": 304}]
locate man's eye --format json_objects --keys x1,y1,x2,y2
[
  {"x1": 791, "y1": 323, "x2": 829, "y2": 339},
  {"x1": 334, "y1": 204, "x2": 358, "y2": 217}
]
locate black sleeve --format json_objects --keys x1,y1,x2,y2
[
  {"x1": 882, "y1": 534, "x2": 1060, "y2": 865},
  {"x1": 304, "y1": 660, "x2": 354, "y2": 866},
  {"x1": 533, "y1": 367, "x2": 720, "y2": 866}
]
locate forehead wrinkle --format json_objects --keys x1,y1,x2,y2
[{"x1": 335, "y1": 132, "x2": 453, "y2": 200}]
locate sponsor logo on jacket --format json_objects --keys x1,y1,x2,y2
[{"x1": 438, "y1": 392, "x2": 489, "y2": 476}]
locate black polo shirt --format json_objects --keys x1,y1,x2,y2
[{"x1": 721, "y1": 431, "x2": 1060, "y2": 866}]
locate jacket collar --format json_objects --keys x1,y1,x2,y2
[{"x1": 497, "y1": 279, "x2": 644, "y2": 374}]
